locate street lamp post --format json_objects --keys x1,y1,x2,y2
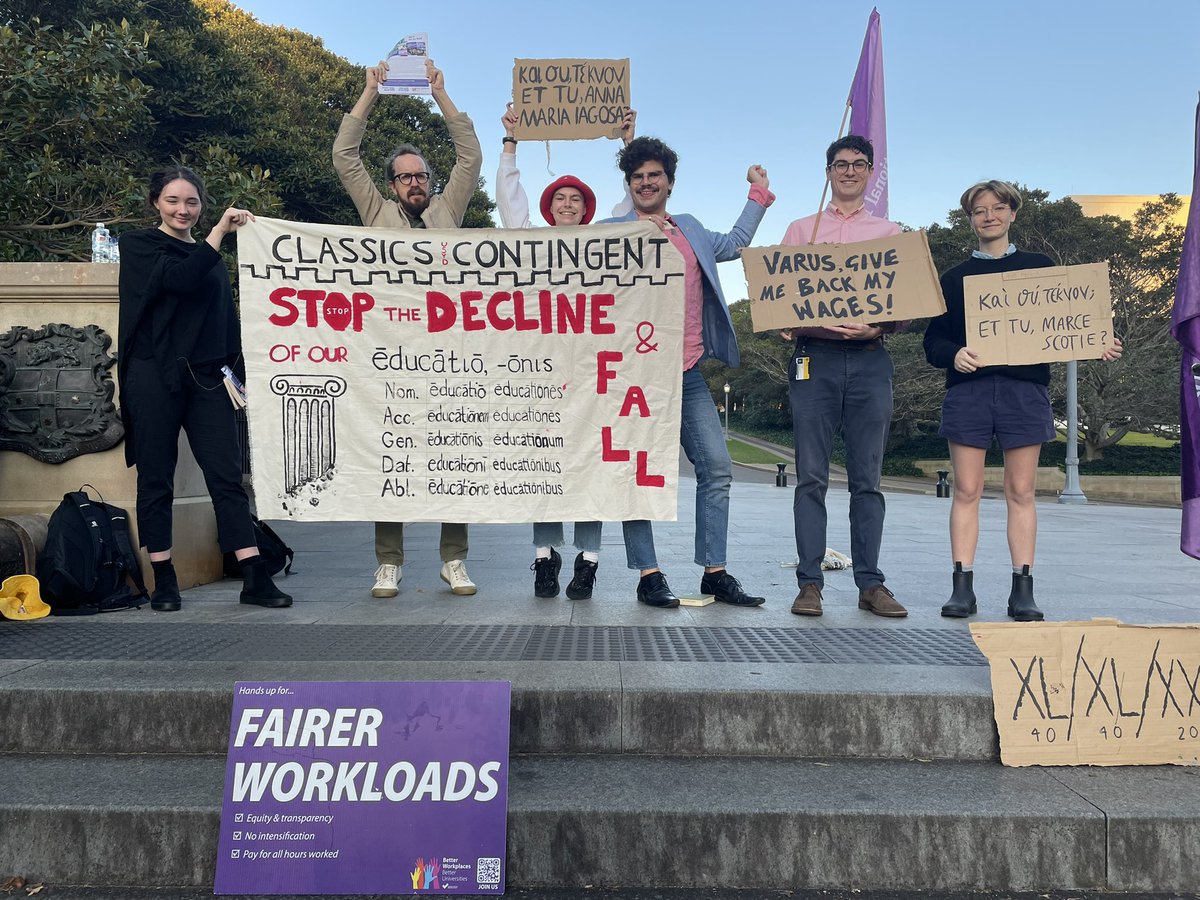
[
  {"x1": 723, "y1": 382, "x2": 730, "y2": 440},
  {"x1": 1060, "y1": 359, "x2": 1087, "y2": 504}
]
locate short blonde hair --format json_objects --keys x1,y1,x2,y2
[{"x1": 960, "y1": 180, "x2": 1022, "y2": 215}]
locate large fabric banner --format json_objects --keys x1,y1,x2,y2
[{"x1": 236, "y1": 218, "x2": 685, "y2": 524}]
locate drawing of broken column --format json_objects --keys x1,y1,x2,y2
[{"x1": 269, "y1": 375, "x2": 347, "y2": 493}]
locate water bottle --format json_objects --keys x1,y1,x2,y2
[{"x1": 91, "y1": 223, "x2": 111, "y2": 263}]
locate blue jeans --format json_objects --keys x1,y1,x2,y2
[
  {"x1": 623, "y1": 366, "x2": 731, "y2": 570},
  {"x1": 533, "y1": 521, "x2": 602, "y2": 553}
]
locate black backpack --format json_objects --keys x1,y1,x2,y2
[
  {"x1": 222, "y1": 518, "x2": 295, "y2": 579},
  {"x1": 37, "y1": 487, "x2": 148, "y2": 615}
]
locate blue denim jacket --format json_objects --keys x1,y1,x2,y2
[{"x1": 600, "y1": 199, "x2": 767, "y2": 369}]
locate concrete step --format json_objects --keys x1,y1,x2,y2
[
  {"x1": 2, "y1": 753, "x2": 1197, "y2": 893},
  {"x1": 7, "y1": 889, "x2": 1195, "y2": 900},
  {"x1": 0, "y1": 658, "x2": 995, "y2": 760}
]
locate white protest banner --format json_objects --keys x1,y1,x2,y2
[
  {"x1": 512, "y1": 58, "x2": 630, "y2": 141},
  {"x1": 972, "y1": 619, "x2": 1200, "y2": 767},
  {"x1": 236, "y1": 219, "x2": 684, "y2": 524},
  {"x1": 380, "y1": 33, "x2": 430, "y2": 96},
  {"x1": 963, "y1": 262, "x2": 1115, "y2": 366},
  {"x1": 742, "y1": 230, "x2": 945, "y2": 332}
]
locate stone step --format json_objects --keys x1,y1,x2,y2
[
  {"x1": 0, "y1": 657, "x2": 995, "y2": 760},
  {"x1": 1, "y1": 753, "x2": 1196, "y2": 893}
]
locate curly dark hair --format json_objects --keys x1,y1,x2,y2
[
  {"x1": 617, "y1": 136, "x2": 678, "y2": 185},
  {"x1": 825, "y1": 134, "x2": 874, "y2": 168}
]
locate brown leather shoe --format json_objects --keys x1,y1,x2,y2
[
  {"x1": 858, "y1": 584, "x2": 907, "y2": 618},
  {"x1": 791, "y1": 583, "x2": 823, "y2": 616}
]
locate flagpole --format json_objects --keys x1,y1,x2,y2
[{"x1": 807, "y1": 101, "x2": 852, "y2": 245}]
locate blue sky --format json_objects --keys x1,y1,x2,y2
[{"x1": 237, "y1": 0, "x2": 1198, "y2": 294}]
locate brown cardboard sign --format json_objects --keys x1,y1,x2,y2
[
  {"x1": 971, "y1": 619, "x2": 1200, "y2": 767},
  {"x1": 511, "y1": 58, "x2": 630, "y2": 141},
  {"x1": 963, "y1": 262, "x2": 1116, "y2": 366},
  {"x1": 742, "y1": 230, "x2": 946, "y2": 332}
]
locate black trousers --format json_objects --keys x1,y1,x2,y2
[{"x1": 124, "y1": 357, "x2": 255, "y2": 554}]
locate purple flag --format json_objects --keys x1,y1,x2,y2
[
  {"x1": 1171, "y1": 96, "x2": 1200, "y2": 559},
  {"x1": 848, "y1": 7, "x2": 888, "y2": 218}
]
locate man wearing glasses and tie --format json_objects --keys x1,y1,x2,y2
[
  {"x1": 333, "y1": 57, "x2": 483, "y2": 599},
  {"x1": 779, "y1": 135, "x2": 908, "y2": 619}
]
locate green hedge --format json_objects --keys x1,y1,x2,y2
[{"x1": 730, "y1": 417, "x2": 1181, "y2": 478}]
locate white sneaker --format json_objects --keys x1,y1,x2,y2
[
  {"x1": 372, "y1": 564, "x2": 401, "y2": 598},
  {"x1": 440, "y1": 560, "x2": 477, "y2": 595}
]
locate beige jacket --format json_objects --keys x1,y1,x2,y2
[{"x1": 332, "y1": 110, "x2": 482, "y2": 228}]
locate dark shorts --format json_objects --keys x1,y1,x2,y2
[{"x1": 939, "y1": 376, "x2": 1055, "y2": 450}]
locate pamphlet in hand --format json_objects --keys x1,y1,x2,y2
[
  {"x1": 221, "y1": 365, "x2": 247, "y2": 410},
  {"x1": 380, "y1": 33, "x2": 431, "y2": 96}
]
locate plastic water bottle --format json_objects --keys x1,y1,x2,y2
[{"x1": 91, "y1": 223, "x2": 111, "y2": 263}]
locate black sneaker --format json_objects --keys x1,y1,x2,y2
[
  {"x1": 636, "y1": 571, "x2": 679, "y2": 608},
  {"x1": 565, "y1": 553, "x2": 598, "y2": 600},
  {"x1": 531, "y1": 548, "x2": 562, "y2": 598},
  {"x1": 701, "y1": 570, "x2": 766, "y2": 607}
]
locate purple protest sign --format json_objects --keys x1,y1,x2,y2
[{"x1": 214, "y1": 681, "x2": 511, "y2": 895}]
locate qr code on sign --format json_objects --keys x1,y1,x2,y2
[{"x1": 476, "y1": 857, "x2": 502, "y2": 885}]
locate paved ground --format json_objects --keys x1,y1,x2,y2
[{"x1": 143, "y1": 461, "x2": 1197, "y2": 630}]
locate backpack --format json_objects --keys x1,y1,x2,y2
[
  {"x1": 222, "y1": 518, "x2": 294, "y2": 579},
  {"x1": 37, "y1": 487, "x2": 148, "y2": 615}
]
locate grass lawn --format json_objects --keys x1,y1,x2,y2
[
  {"x1": 727, "y1": 438, "x2": 790, "y2": 465},
  {"x1": 1053, "y1": 430, "x2": 1176, "y2": 448}
]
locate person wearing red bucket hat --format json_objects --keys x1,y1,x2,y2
[
  {"x1": 539, "y1": 175, "x2": 596, "y2": 226},
  {"x1": 494, "y1": 105, "x2": 634, "y2": 600}
]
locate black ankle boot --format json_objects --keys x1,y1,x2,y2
[
  {"x1": 941, "y1": 561, "x2": 977, "y2": 618},
  {"x1": 1007, "y1": 565, "x2": 1044, "y2": 622},
  {"x1": 150, "y1": 561, "x2": 182, "y2": 612},
  {"x1": 240, "y1": 556, "x2": 292, "y2": 608}
]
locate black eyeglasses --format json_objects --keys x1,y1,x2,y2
[
  {"x1": 827, "y1": 159, "x2": 869, "y2": 173},
  {"x1": 392, "y1": 172, "x2": 431, "y2": 185}
]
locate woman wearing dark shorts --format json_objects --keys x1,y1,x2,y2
[{"x1": 924, "y1": 180, "x2": 1121, "y2": 621}]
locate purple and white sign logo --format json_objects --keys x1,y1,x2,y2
[{"x1": 214, "y1": 681, "x2": 511, "y2": 895}]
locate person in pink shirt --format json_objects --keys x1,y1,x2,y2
[{"x1": 781, "y1": 135, "x2": 907, "y2": 619}]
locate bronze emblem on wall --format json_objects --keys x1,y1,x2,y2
[{"x1": 0, "y1": 323, "x2": 124, "y2": 464}]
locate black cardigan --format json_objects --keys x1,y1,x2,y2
[
  {"x1": 116, "y1": 227, "x2": 243, "y2": 466},
  {"x1": 924, "y1": 249, "x2": 1056, "y2": 390}
]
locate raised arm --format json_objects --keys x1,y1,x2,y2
[
  {"x1": 707, "y1": 165, "x2": 774, "y2": 262},
  {"x1": 427, "y1": 59, "x2": 482, "y2": 226},
  {"x1": 332, "y1": 61, "x2": 391, "y2": 225},
  {"x1": 495, "y1": 106, "x2": 532, "y2": 228}
]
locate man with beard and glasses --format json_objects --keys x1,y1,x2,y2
[{"x1": 333, "y1": 57, "x2": 482, "y2": 600}]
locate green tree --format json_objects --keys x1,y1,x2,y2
[{"x1": 0, "y1": 0, "x2": 492, "y2": 262}]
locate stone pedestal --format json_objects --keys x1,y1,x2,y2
[{"x1": 0, "y1": 263, "x2": 223, "y2": 590}]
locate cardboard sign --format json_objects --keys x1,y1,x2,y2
[
  {"x1": 214, "y1": 681, "x2": 511, "y2": 895},
  {"x1": 742, "y1": 230, "x2": 946, "y2": 332},
  {"x1": 971, "y1": 619, "x2": 1200, "y2": 767},
  {"x1": 511, "y1": 58, "x2": 630, "y2": 141},
  {"x1": 963, "y1": 262, "x2": 1115, "y2": 366},
  {"x1": 236, "y1": 218, "x2": 684, "y2": 524}
]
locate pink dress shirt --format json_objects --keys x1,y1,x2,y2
[{"x1": 781, "y1": 203, "x2": 907, "y2": 339}]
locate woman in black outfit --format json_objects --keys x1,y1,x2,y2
[{"x1": 118, "y1": 166, "x2": 291, "y2": 611}]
